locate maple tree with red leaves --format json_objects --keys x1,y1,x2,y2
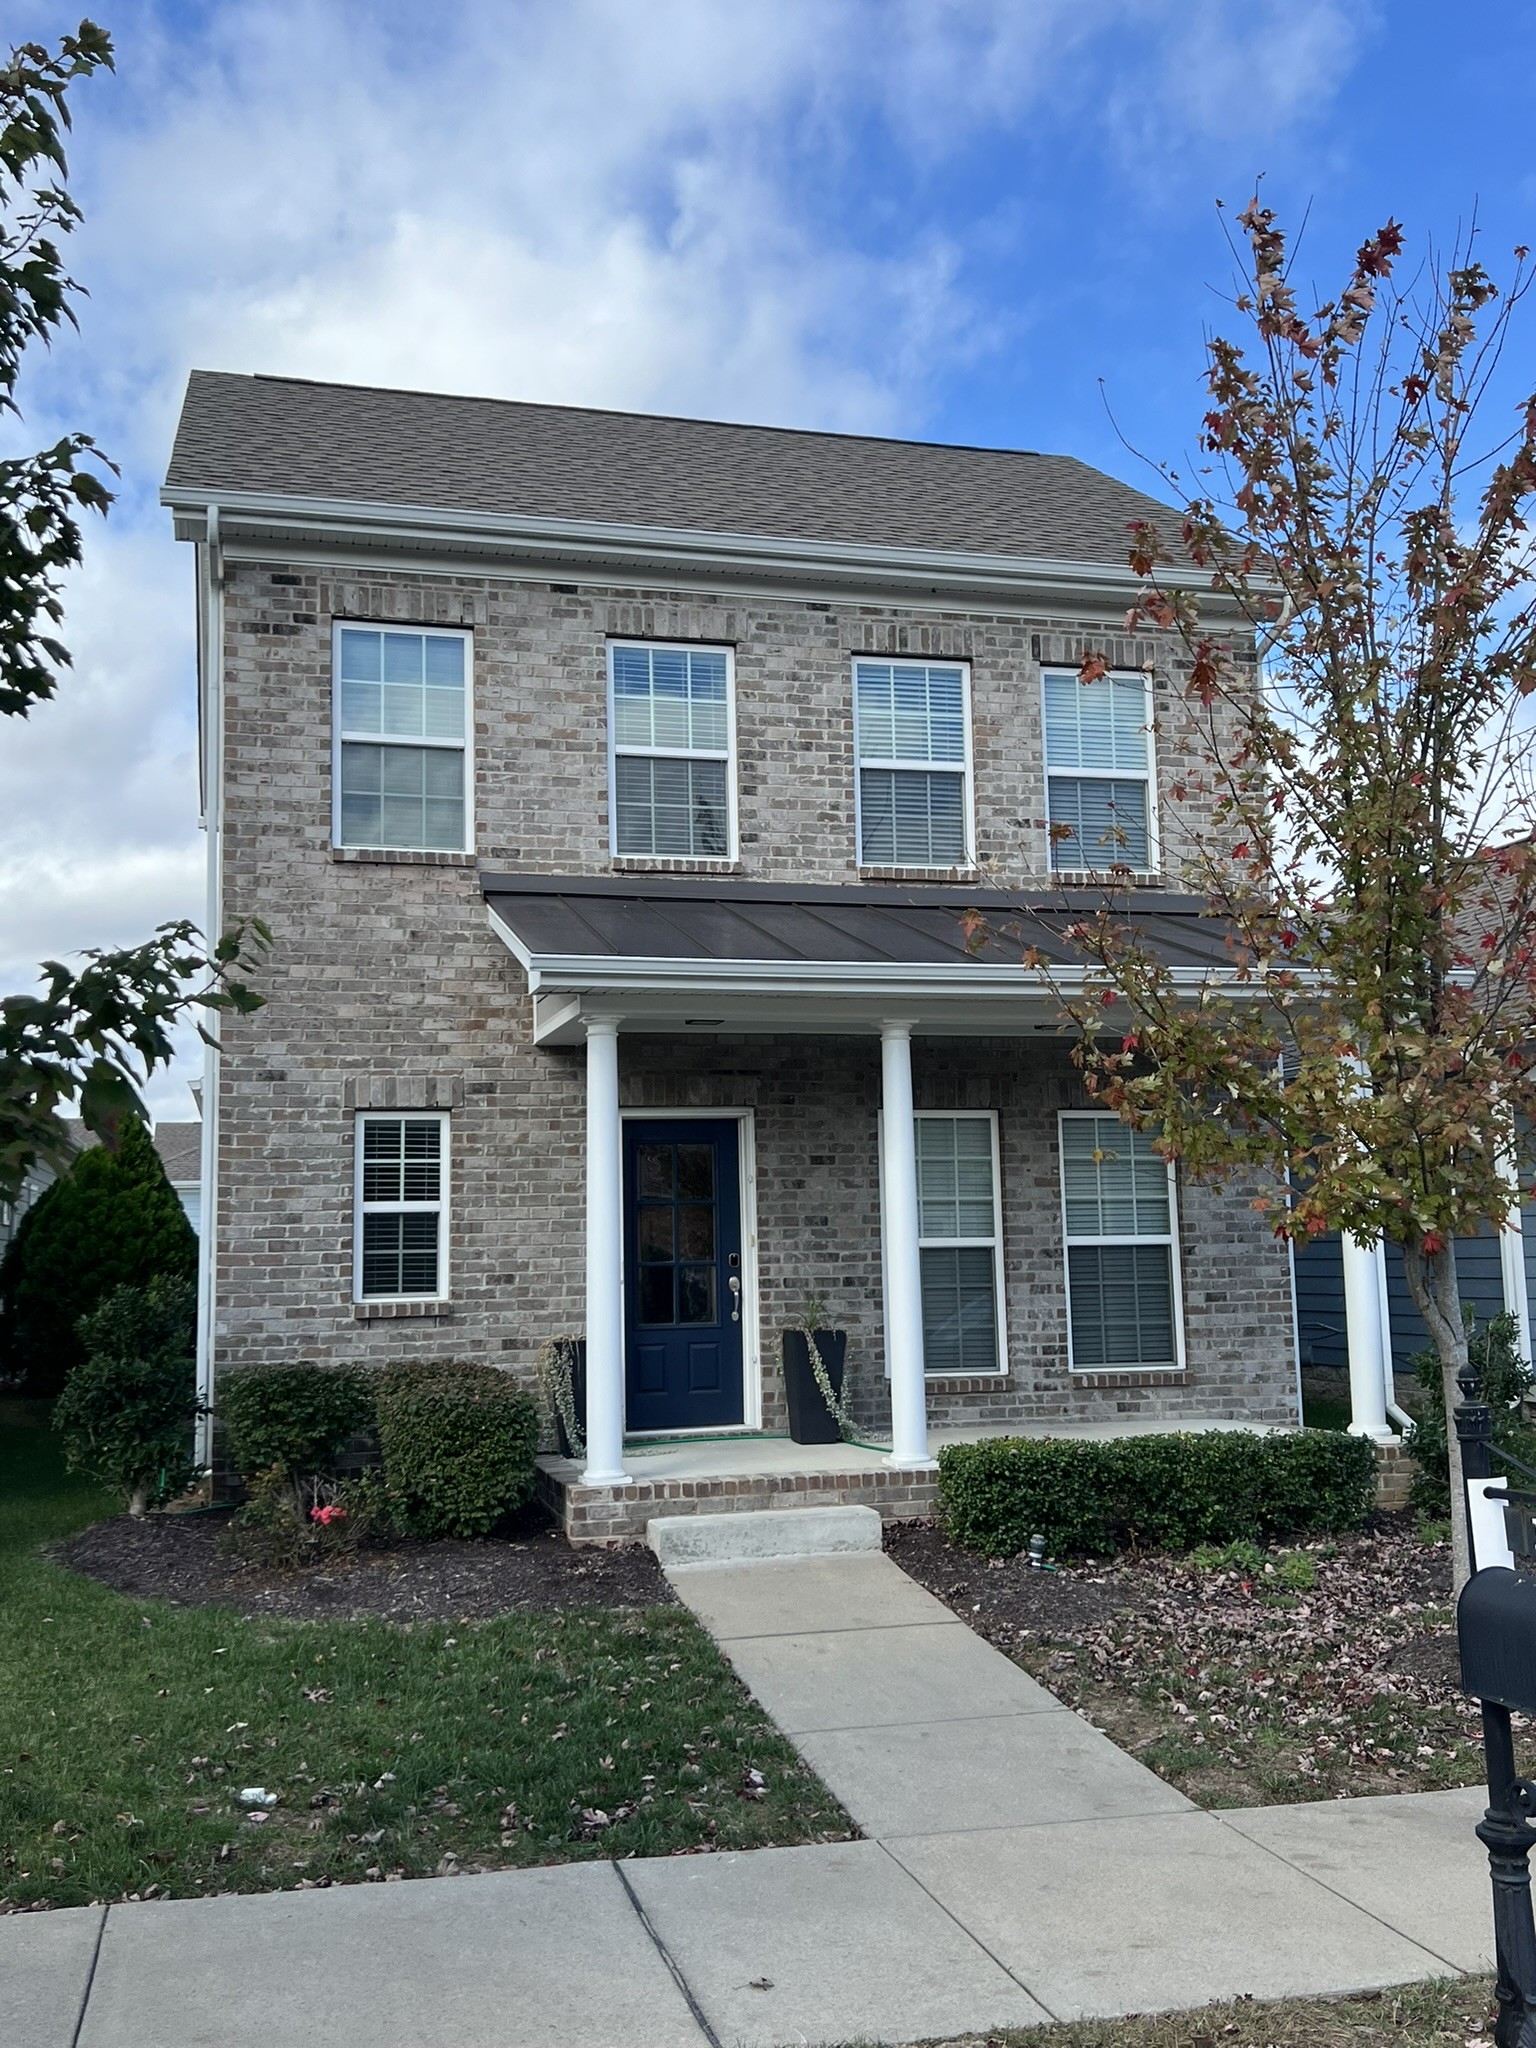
[{"x1": 1032, "y1": 201, "x2": 1536, "y2": 1589}]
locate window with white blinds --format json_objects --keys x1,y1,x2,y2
[
  {"x1": 609, "y1": 642, "x2": 734, "y2": 858},
  {"x1": 1059, "y1": 1113, "x2": 1181, "y2": 1370},
  {"x1": 1043, "y1": 669, "x2": 1153, "y2": 873},
  {"x1": 354, "y1": 1114, "x2": 448, "y2": 1301},
  {"x1": 335, "y1": 626, "x2": 470, "y2": 852},
  {"x1": 915, "y1": 1113, "x2": 1005, "y2": 1375},
  {"x1": 854, "y1": 660, "x2": 972, "y2": 868}
]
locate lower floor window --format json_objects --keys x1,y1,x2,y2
[
  {"x1": 1059, "y1": 1113, "x2": 1180, "y2": 1368},
  {"x1": 915, "y1": 1113, "x2": 1004, "y2": 1374},
  {"x1": 355, "y1": 1113, "x2": 447, "y2": 1300}
]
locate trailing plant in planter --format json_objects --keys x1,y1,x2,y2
[
  {"x1": 535, "y1": 1336, "x2": 586, "y2": 1459},
  {"x1": 782, "y1": 1293, "x2": 855, "y2": 1445}
]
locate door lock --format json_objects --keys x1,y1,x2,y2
[{"x1": 728, "y1": 1274, "x2": 741, "y2": 1322}]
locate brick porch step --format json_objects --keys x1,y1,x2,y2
[{"x1": 647, "y1": 1505, "x2": 883, "y2": 1569}]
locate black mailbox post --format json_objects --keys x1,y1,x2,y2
[{"x1": 1458, "y1": 1567, "x2": 1536, "y2": 2048}]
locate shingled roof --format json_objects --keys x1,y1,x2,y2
[{"x1": 165, "y1": 371, "x2": 1176, "y2": 566}]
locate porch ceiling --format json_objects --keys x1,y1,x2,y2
[{"x1": 483, "y1": 873, "x2": 1243, "y2": 1044}]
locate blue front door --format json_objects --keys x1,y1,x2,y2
[{"x1": 624, "y1": 1119, "x2": 744, "y2": 1434}]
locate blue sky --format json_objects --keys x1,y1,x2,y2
[{"x1": 3, "y1": 0, "x2": 1534, "y2": 1111}]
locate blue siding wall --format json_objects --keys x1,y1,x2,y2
[
  {"x1": 1293, "y1": 1233, "x2": 1347, "y2": 1369},
  {"x1": 1295, "y1": 1222, "x2": 1515, "y2": 1375}
]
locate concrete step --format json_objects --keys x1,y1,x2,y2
[{"x1": 647, "y1": 1504, "x2": 883, "y2": 1569}]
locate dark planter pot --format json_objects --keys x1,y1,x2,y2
[
  {"x1": 782, "y1": 1330, "x2": 847, "y2": 1445},
  {"x1": 553, "y1": 1341, "x2": 588, "y2": 1460}
]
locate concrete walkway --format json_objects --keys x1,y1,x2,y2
[{"x1": 1, "y1": 1552, "x2": 1498, "y2": 2048}]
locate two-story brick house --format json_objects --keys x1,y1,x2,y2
[{"x1": 161, "y1": 371, "x2": 1303, "y2": 1541}]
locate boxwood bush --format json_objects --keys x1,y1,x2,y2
[
  {"x1": 938, "y1": 1428, "x2": 1376, "y2": 1558},
  {"x1": 217, "y1": 1363, "x2": 376, "y2": 1483},
  {"x1": 374, "y1": 1361, "x2": 539, "y2": 1539}
]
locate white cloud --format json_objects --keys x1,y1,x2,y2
[{"x1": 2, "y1": 0, "x2": 1367, "y2": 1119}]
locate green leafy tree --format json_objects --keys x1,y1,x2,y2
[
  {"x1": 0, "y1": 1117, "x2": 196, "y2": 1393},
  {"x1": 53, "y1": 1274, "x2": 198, "y2": 1514},
  {"x1": 1004, "y1": 202, "x2": 1536, "y2": 1590},
  {"x1": 0, "y1": 22, "x2": 266, "y2": 1205}
]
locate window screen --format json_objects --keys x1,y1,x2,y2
[
  {"x1": 610, "y1": 643, "x2": 732, "y2": 857},
  {"x1": 1059, "y1": 1114, "x2": 1179, "y2": 1369},
  {"x1": 855, "y1": 661, "x2": 970, "y2": 867},
  {"x1": 1043, "y1": 670, "x2": 1153, "y2": 872},
  {"x1": 336, "y1": 628, "x2": 468, "y2": 852},
  {"x1": 915, "y1": 1114, "x2": 1002, "y2": 1375}
]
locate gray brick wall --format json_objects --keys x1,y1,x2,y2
[{"x1": 210, "y1": 558, "x2": 1294, "y2": 1432}]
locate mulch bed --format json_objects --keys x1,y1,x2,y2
[
  {"x1": 53, "y1": 1504, "x2": 673, "y2": 1622},
  {"x1": 885, "y1": 1518, "x2": 1506, "y2": 1806}
]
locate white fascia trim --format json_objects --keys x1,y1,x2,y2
[{"x1": 161, "y1": 485, "x2": 1187, "y2": 607}]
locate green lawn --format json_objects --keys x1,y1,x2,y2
[{"x1": 0, "y1": 1401, "x2": 850, "y2": 1909}]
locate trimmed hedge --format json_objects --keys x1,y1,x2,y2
[
  {"x1": 938, "y1": 1428, "x2": 1376, "y2": 1558},
  {"x1": 217, "y1": 1363, "x2": 375, "y2": 1483},
  {"x1": 374, "y1": 1361, "x2": 539, "y2": 1539}
]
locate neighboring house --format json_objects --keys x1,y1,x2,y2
[
  {"x1": 0, "y1": 1118, "x2": 203, "y2": 1254},
  {"x1": 162, "y1": 371, "x2": 1312, "y2": 1537}
]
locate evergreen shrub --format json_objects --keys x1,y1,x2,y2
[
  {"x1": 0, "y1": 1119, "x2": 197, "y2": 1395},
  {"x1": 53, "y1": 1275, "x2": 198, "y2": 1514},
  {"x1": 217, "y1": 1363, "x2": 375, "y2": 1483},
  {"x1": 938, "y1": 1428, "x2": 1376, "y2": 1558},
  {"x1": 374, "y1": 1361, "x2": 539, "y2": 1539},
  {"x1": 1404, "y1": 1311, "x2": 1536, "y2": 1513}
]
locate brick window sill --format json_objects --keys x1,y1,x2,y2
[
  {"x1": 610, "y1": 857, "x2": 743, "y2": 875},
  {"x1": 1050, "y1": 871, "x2": 1164, "y2": 890},
  {"x1": 1072, "y1": 1369, "x2": 1188, "y2": 1389},
  {"x1": 924, "y1": 1375, "x2": 1011, "y2": 1393},
  {"x1": 353, "y1": 1299, "x2": 454, "y2": 1320},
  {"x1": 859, "y1": 866, "x2": 981, "y2": 885},
  {"x1": 331, "y1": 848, "x2": 477, "y2": 867}
]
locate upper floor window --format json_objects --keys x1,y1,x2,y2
[
  {"x1": 609, "y1": 641, "x2": 735, "y2": 859},
  {"x1": 854, "y1": 659, "x2": 972, "y2": 868},
  {"x1": 1043, "y1": 669, "x2": 1153, "y2": 873},
  {"x1": 334, "y1": 625, "x2": 470, "y2": 853}
]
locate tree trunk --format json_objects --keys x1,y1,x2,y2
[{"x1": 1401, "y1": 1236, "x2": 1473, "y2": 1591}]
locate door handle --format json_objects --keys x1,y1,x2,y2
[{"x1": 728, "y1": 1275, "x2": 741, "y2": 1323}]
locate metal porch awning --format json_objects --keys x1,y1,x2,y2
[{"x1": 481, "y1": 874, "x2": 1238, "y2": 1044}]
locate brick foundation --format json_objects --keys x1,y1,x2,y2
[
  {"x1": 1374, "y1": 1438, "x2": 1415, "y2": 1512},
  {"x1": 536, "y1": 1453, "x2": 938, "y2": 1547}
]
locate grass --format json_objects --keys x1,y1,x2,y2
[
  {"x1": 0, "y1": 1400, "x2": 850, "y2": 1910},
  {"x1": 907, "y1": 1978, "x2": 1497, "y2": 2048}
]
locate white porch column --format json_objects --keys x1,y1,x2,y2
[
  {"x1": 1500, "y1": 1148, "x2": 1533, "y2": 1367},
  {"x1": 881, "y1": 1023, "x2": 932, "y2": 1468},
  {"x1": 583, "y1": 1018, "x2": 629, "y2": 1485},
  {"x1": 1342, "y1": 1232, "x2": 1394, "y2": 1441}
]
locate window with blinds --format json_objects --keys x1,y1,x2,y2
[
  {"x1": 1058, "y1": 1113, "x2": 1181, "y2": 1370},
  {"x1": 609, "y1": 642, "x2": 734, "y2": 858},
  {"x1": 915, "y1": 1113, "x2": 1004, "y2": 1375},
  {"x1": 1043, "y1": 669, "x2": 1153, "y2": 873},
  {"x1": 854, "y1": 660, "x2": 972, "y2": 868},
  {"x1": 354, "y1": 1114, "x2": 448, "y2": 1300},
  {"x1": 335, "y1": 626, "x2": 470, "y2": 852}
]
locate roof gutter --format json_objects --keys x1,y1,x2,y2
[{"x1": 160, "y1": 485, "x2": 1259, "y2": 615}]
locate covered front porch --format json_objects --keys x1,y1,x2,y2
[{"x1": 486, "y1": 871, "x2": 1297, "y2": 1540}]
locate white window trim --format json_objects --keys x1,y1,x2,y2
[
  {"x1": 881, "y1": 1108, "x2": 1008, "y2": 1380},
  {"x1": 1041, "y1": 666, "x2": 1159, "y2": 879},
  {"x1": 606, "y1": 639, "x2": 739, "y2": 864},
  {"x1": 852, "y1": 657, "x2": 976, "y2": 871},
  {"x1": 353, "y1": 1110, "x2": 451, "y2": 1304},
  {"x1": 332, "y1": 621, "x2": 474, "y2": 854},
  {"x1": 1057, "y1": 1109, "x2": 1185, "y2": 1373}
]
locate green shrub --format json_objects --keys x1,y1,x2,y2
[
  {"x1": 1, "y1": 1119, "x2": 197, "y2": 1395},
  {"x1": 1404, "y1": 1311, "x2": 1536, "y2": 1513},
  {"x1": 374, "y1": 1361, "x2": 539, "y2": 1539},
  {"x1": 222, "y1": 1465, "x2": 389, "y2": 1572},
  {"x1": 217, "y1": 1364, "x2": 375, "y2": 1483},
  {"x1": 52, "y1": 1276, "x2": 199, "y2": 1515},
  {"x1": 937, "y1": 1428, "x2": 1376, "y2": 1558}
]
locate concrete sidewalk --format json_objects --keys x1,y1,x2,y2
[{"x1": 0, "y1": 1551, "x2": 1497, "y2": 2048}]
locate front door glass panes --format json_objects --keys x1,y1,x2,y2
[{"x1": 635, "y1": 1141, "x2": 718, "y2": 1325}]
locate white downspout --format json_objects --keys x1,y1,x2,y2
[
  {"x1": 194, "y1": 506, "x2": 224, "y2": 1471},
  {"x1": 1375, "y1": 1239, "x2": 1415, "y2": 1433}
]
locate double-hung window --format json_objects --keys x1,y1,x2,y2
[
  {"x1": 354, "y1": 1114, "x2": 448, "y2": 1301},
  {"x1": 335, "y1": 625, "x2": 470, "y2": 853},
  {"x1": 1059, "y1": 1113, "x2": 1181, "y2": 1370},
  {"x1": 854, "y1": 659, "x2": 972, "y2": 868},
  {"x1": 915, "y1": 1112, "x2": 1005, "y2": 1375},
  {"x1": 609, "y1": 641, "x2": 734, "y2": 859},
  {"x1": 1043, "y1": 668, "x2": 1154, "y2": 873}
]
